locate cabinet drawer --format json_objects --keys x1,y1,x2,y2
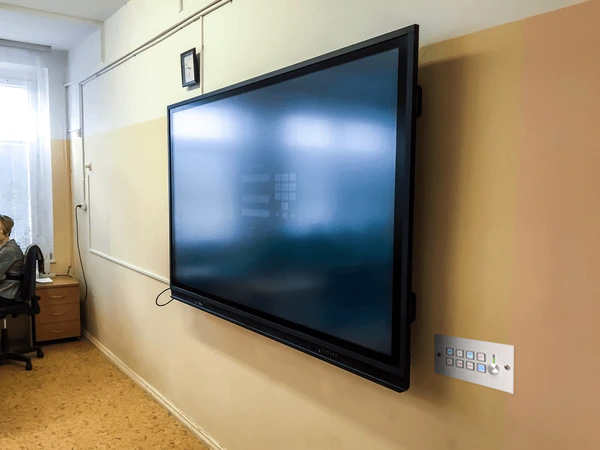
[
  {"x1": 37, "y1": 303, "x2": 80, "y2": 325},
  {"x1": 38, "y1": 287, "x2": 79, "y2": 307},
  {"x1": 36, "y1": 320, "x2": 81, "y2": 342}
]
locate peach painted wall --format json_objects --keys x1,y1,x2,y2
[
  {"x1": 507, "y1": 1, "x2": 600, "y2": 447},
  {"x1": 419, "y1": 4, "x2": 600, "y2": 448}
]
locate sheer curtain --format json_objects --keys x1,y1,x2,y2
[{"x1": 0, "y1": 46, "x2": 53, "y2": 263}]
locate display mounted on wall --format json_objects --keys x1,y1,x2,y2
[
  {"x1": 180, "y1": 48, "x2": 199, "y2": 87},
  {"x1": 168, "y1": 25, "x2": 421, "y2": 393}
]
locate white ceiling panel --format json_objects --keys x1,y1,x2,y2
[
  {"x1": 0, "y1": 0, "x2": 128, "y2": 50},
  {"x1": 0, "y1": 9, "x2": 97, "y2": 50},
  {"x1": 0, "y1": 0, "x2": 128, "y2": 21}
]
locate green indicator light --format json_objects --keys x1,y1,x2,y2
[{"x1": 493, "y1": 355, "x2": 496, "y2": 364}]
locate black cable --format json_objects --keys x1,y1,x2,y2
[
  {"x1": 155, "y1": 287, "x2": 173, "y2": 307},
  {"x1": 75, "y1": 205, "x2": 88, "y2": 306}
]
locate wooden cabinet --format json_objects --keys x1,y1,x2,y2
[{"x1": 34, "y1": 276, "x2": 81, "y2": 343}]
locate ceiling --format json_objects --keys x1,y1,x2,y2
[
  {"x1": 1, "y1": 0, "x2": 128, "y2": 21},
  {"x1": 0, "y1": 0, "x2": 589, "y2": 52},
  {"x1": 0, "y1": 0, "x2": 128, "y2": 50}
]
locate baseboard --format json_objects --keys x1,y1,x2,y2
[{"x1": 82, "y1": 330, "x2": 224, "y2": 450}]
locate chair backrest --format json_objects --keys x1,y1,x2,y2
[{"x1": 18, "y1": 244, "x2": 44, "y2": 302}]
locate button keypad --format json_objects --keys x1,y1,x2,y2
[
  {"x1": 446, "y1": 347, "x2": 491, "y2": 375},
  {"x1": 435, "y1": 334, "x2": 515, "y2": 394}
]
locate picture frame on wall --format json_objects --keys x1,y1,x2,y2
[{"x1": 180, "y1": 48, "x2": 199, "y2": 87}]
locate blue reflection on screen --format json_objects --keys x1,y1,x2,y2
[{"x1": 171, "y1": 49, "x2": 400, "y2": 355}]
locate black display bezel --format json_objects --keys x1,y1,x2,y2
[{"x1": 167, "y1": 24, "x2": 419, "y2": 392}]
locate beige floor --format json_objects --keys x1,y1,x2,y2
[{"x1": 0, "y1": 338, "x2": 209, "y2": 449}]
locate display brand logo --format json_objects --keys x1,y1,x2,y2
[{"x1": 318, "y1": 348, "x2": 339, "y2": 360}]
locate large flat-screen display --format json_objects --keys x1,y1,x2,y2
[{"x1": 168, "y1": 25, "x2": 419, "y2": 392}]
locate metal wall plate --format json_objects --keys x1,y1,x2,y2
[{"x1": 434, "y1": 334, "x2": 514, "y2": 394}]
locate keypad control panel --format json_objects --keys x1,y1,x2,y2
[{"x1": 435, "y1": 335, "x2": 514, "y2": 394}]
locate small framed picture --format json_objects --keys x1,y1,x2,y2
[{"x1": 180, "y1": 48, "x2": 199, "y2": 87}]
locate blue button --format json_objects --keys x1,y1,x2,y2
[
  {"x1": 477, "y1": 363, "x2": 486, "y2": 373},
  {"x1": 446, "y1": 347, "x2": 454, "y2": 356},
  {"x1": 466, "y1": 351, "x2": 475, "y2": 360}
]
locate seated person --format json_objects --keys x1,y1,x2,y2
[{"x1": 0, "y1": 215, "x2": 24, "y2": 304}]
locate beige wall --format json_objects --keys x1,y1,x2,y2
[
  {"x1": 67, "y1": 1, "x2": 600, "y2": 449},
  {"x1": 45, "y1": 49, "x2": 72, "y2": 274},
  {"x1": 51, "y1": 139, "x2": 73, "y2": 275}
]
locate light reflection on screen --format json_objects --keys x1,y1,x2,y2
[{"x1": 171, "y1": 48, "x2": 401, "y2": 355}]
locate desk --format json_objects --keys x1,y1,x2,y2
[{"x1": 33, "y1": 276, "x2": 81, "y2": 343}]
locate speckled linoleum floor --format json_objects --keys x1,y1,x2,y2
[{"x1": 0, "y1": 339, "x2": 209, "y2": 449}]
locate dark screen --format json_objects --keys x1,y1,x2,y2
[{"x1": 171, "y1": 48, "x2": 402, "y2": 355}]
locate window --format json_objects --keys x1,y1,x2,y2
[{"x1": 0, "y1": 61, "x2": 53, "y2": 261}]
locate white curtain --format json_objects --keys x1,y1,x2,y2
[{"x1": 0, "y1": 46, "x2": 53, "y2": 262}]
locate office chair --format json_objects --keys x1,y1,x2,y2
[{"x1": 0, "y1": 244, "x2": 45, "y2": 370}]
